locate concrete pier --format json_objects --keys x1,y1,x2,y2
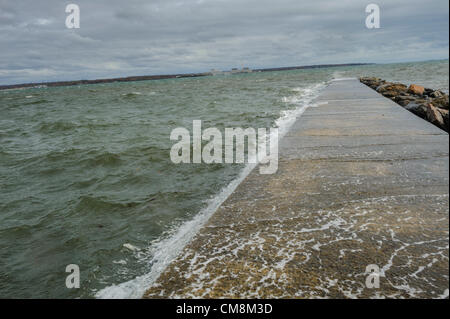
[{"x1": 145, "y1": 78, "x2": 449, "y2": 298}]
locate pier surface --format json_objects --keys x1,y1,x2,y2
[{"x1": 145, "y1": 78, "x2": 449, "y2": 298}]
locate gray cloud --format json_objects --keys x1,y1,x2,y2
[{"x1": 0, "y1": 0, "x2": 448, "y2": 84}]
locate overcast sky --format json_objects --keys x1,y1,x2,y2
[{"x1": 0, "y1": 0, "x2": 448, "y2": 85}]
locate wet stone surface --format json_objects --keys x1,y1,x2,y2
[{"x1": 144, "y1": 79, "x2": 449, "y2": 299}]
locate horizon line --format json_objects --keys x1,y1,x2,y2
[{"x1": 1, "y1": 58, "x2": 448, "y2": 90}]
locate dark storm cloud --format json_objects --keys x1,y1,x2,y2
[{"x1": 0, "y1": 0, "x2": 448, "y2": 84}]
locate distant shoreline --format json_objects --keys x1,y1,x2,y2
[{"x1": 0, "y1": 63, "x2": 372, "y2": 91}]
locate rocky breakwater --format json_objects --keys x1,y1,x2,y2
[{"x1": 360, "y1": 77, "x2": 449, "y2": 132}]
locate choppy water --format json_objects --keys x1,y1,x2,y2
[{"x1": 0, "y1": 59, "x2": 448, "y2": 298}]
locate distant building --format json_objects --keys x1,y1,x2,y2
[
  {"x1": 210, "y1": 69, "x2": 224, "y2": 76},
  {"x1": 230, "y1": 67, "x2": 252, "y2": 74}
]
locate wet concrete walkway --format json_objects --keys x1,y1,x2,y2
[{"x1": 145, "y1": 78, "x2": 449, "y2": 298}]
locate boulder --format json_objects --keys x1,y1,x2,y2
[
  {"x1": 431, "y1": 95, "x2": 449, "y2": 110},
  {"x1": 376, "y1": 83, "x2": 407, "y2": 95},
  {"x1": 437, "y1": 108, "x2": 449, "y2": 132},
  {"x1": 394, "y1": 94, "x2": 416, "y2": 106},
  {"x1": 407, "y1": 84, "x2": 425, "y2": 96},
  {"x1": 426, "y1": 103, "x2": 445, "y2": 129},
  {"x1": 383, "y1": 90, "x2": 401, "y2": 98},
  {"x1": 424, "y1": 88, "x2": 434, "y2": 96},
  {"x1": 360, "y1": 77, "x2": 380, "y2": 83},
  {"x1": 430, "y1": 90, "x2": 445, "y2": 98},
  {"x1": 359, "y1": 77, "x2": 385, "y2": 89},
  {"x1": 404, "y1": 101, "x2": 428, "y2": 119},
  {"x1": 397, "y1": 99, "x2": 412, "y2": 107}
]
